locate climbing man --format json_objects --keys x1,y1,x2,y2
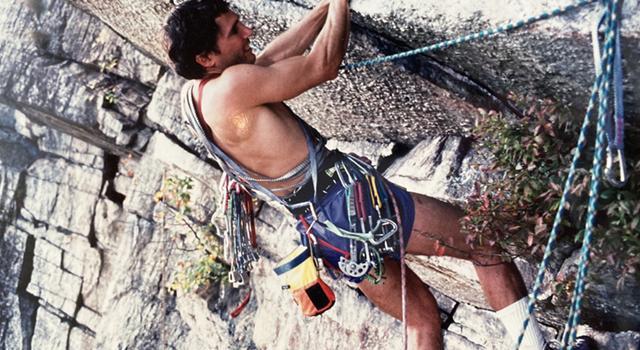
[{"x1": 163, "y1": 1, "x2": 595, "y2": 349}]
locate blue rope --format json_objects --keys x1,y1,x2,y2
[
  {"x1": 565, "y1": 1, "x2": 620, "y2": 347},
  {"x1": 514, "y1": 0, "x2": 623, "y2": 349},
  {"x1": 343, "y1": 0, "x2": 596, "y2": 70},
  {"x1": 513, "y1": 78, "x2": 601, "y2": 350}
]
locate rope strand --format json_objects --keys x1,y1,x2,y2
[
  {"x1": 343, "y1": 0, "x2": 596, "y2": 70},
  {"x1": 515, "y1": 0, "x2": 624, "y2": 348}
]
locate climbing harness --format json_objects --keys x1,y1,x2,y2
[
  {"x1": 283, "y1": 152, "x2": 407, "y2": 286},
  {"x1": 322, "y1": 156, "x2": 398, "y2": 280}
]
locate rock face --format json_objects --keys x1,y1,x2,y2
[{"x1": 1, "y1": 0, "x2": 639, "y2": 350}]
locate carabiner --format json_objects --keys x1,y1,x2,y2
[
  {"x1": 229, "y1": 270, "x2": 244, "y2": 286},
  {"x1": 605, "y1": 147, "x2": 628, "y2": 188},
  {"x1": 323, "y1": 218, "x2": 397, "y2": 245}
]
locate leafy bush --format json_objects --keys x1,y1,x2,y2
[
  {"x1": 155, "y1": 175, "x2": 229, "y2": 293},
  {"x1": 463, "y1": 95, "x2": 640, "y2": 287}
]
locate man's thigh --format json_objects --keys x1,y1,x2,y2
[{"x1": 405, "y1": 192, "x2": 489, "y2": 261}]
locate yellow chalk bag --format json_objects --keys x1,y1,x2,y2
[{"x1": 274, "y1": 246, "x2": 335, "y2": 316}]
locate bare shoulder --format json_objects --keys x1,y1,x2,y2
[
  {"x1": 208, "y1": 64, "x2": 268, "y2": 117},
  {"x1": 206, "y1": 56, "x2": 322, "y2": 119},
  {"x1": 216, "y1": 63, "x2": 266, "y2": 89}
]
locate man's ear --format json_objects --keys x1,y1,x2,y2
[{"x1": 195, "y1": 52, "x2": 217, "y2": 70}]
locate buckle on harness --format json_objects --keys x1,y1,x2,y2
[{"x1": 605, "y1": 147, "x2": 628, "y2": 188}]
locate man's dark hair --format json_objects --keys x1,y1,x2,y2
[{"x1": 164, "y1": 0, "x2": 229, "y2": 79}]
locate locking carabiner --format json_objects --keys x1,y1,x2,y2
[{"x1": 605, "y1": 147, "x2": 628, "y2": 188}]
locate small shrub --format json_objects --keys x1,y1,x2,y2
[
  {"x1": 463, "y1": 94, "x2": 640, "y2": 287},
  {"x1": 98, "y1": 57, "x2": 119, "y2": 73},
  {"x1": 155, "y1": 175, "x2": 229, "y2": 293},
  {"x1": 103, "y1": 88, "x2": 118, "y2": 107}
]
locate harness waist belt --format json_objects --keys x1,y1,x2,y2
[{"x1": 284, "y1": 150, "x2": 344, "y2": 217}]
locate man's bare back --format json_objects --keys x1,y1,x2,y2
[{"x1": 196, "y1": 80, "x2": 308, "y2": 194}]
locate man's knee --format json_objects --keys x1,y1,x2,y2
[{"x1": 410, "y1": 192, "x2": 465, "y2": 220}]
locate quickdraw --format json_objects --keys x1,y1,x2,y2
[
  {"x1": 592, "y1": 3, "x2": 628, "y2": 188},
  {"x1": 515, "y1": 1, "x2": 628, "y2": 349},
  {"x1": 329, "y1": 156, "x2": 400, "y2": 280},
  {"x1": 217, "y1": 174, "x2": 259, "y2": 287}
]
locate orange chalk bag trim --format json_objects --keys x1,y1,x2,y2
[{"x1": 274, "y1": 245, "x2": 335, "y2": 316}]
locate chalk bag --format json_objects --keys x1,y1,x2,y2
[{"x1": 273, "y1": 246, "x2": 335, "y2": 316}]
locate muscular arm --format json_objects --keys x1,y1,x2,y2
[
  {"x1": 214, "y1": 0, "x2": 350, "y2": 117},
  {"x1": 256, "y1": 0, "x2": 331, "y2": 66}
]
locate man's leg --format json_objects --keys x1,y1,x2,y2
[
  {"x1": 405, "y1": 192, "x2": 527, "y2": 308},
  {"x1": 358, "y1": 258, "x2": 443, "y2": 350},
  {"x1": 405, "y1": 192, "x2": 545, "y2": 349}
]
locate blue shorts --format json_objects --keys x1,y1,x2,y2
[{"x1": 287, "y1": 152, "x2": 415, "y2": 283}]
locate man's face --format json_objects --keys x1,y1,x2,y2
[{"x1": 213, "y1": 11, "x2": 255, "y2": 70}]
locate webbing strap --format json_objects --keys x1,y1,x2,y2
[
  {"x1": 196, "y1": 78, "x2": 210, "y2": 127},
  {"x1": 273, "y1": 248, "x2": 311, "y2": 275}
]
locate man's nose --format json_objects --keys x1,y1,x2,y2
[{"x1": 240, "y1": 23, "x2": 253, "y2": 38}]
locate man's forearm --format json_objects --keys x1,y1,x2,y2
[
  {"x1": 256, "y1": 0, "x2": 330, "y2": 66},
  {"x1": 307, "y1": 0, "x2": 350, "y2": 76}
]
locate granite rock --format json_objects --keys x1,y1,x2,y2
[
  {"x1": 66, "y1": 0, "x2": 640, "y2": 142},
  {"x1": 0, "y1": 227, "x2": 32, "y2": 350},
  {"x1": 68, "y1": 327, "x2": 96, "y2": 350},
  {"x1": 31, "y1": 307, "x2": 70, "y2": 350},
  {"x1": 21, "y1": 157, "x2": 102, "y2": 236},
  {"x1": 0, "y1": 0, "x2": 155, "y2": 156},
  {"x1": 0, "y1": 0, "x2": 639, "y2": 349}
]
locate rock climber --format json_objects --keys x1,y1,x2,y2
[{"x1": 163, "y1": 1, "x2": 596, "y2": 349}]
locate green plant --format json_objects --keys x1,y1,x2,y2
[
  {"x1": 103, "y1": 88, "x2": 118, "y2": 107},
  {"x1": 98, "y1": 57, "x2": 119, "y2": 73},
  {"x1": 155, "y1": 175, "x2": 229, "y2": 293},
  {"x1": 463, "y1": 94, "x2": 640, "y2": 287},
  {"x1": 95, "y1": 56, "x2": 120, "y2": 107}
]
